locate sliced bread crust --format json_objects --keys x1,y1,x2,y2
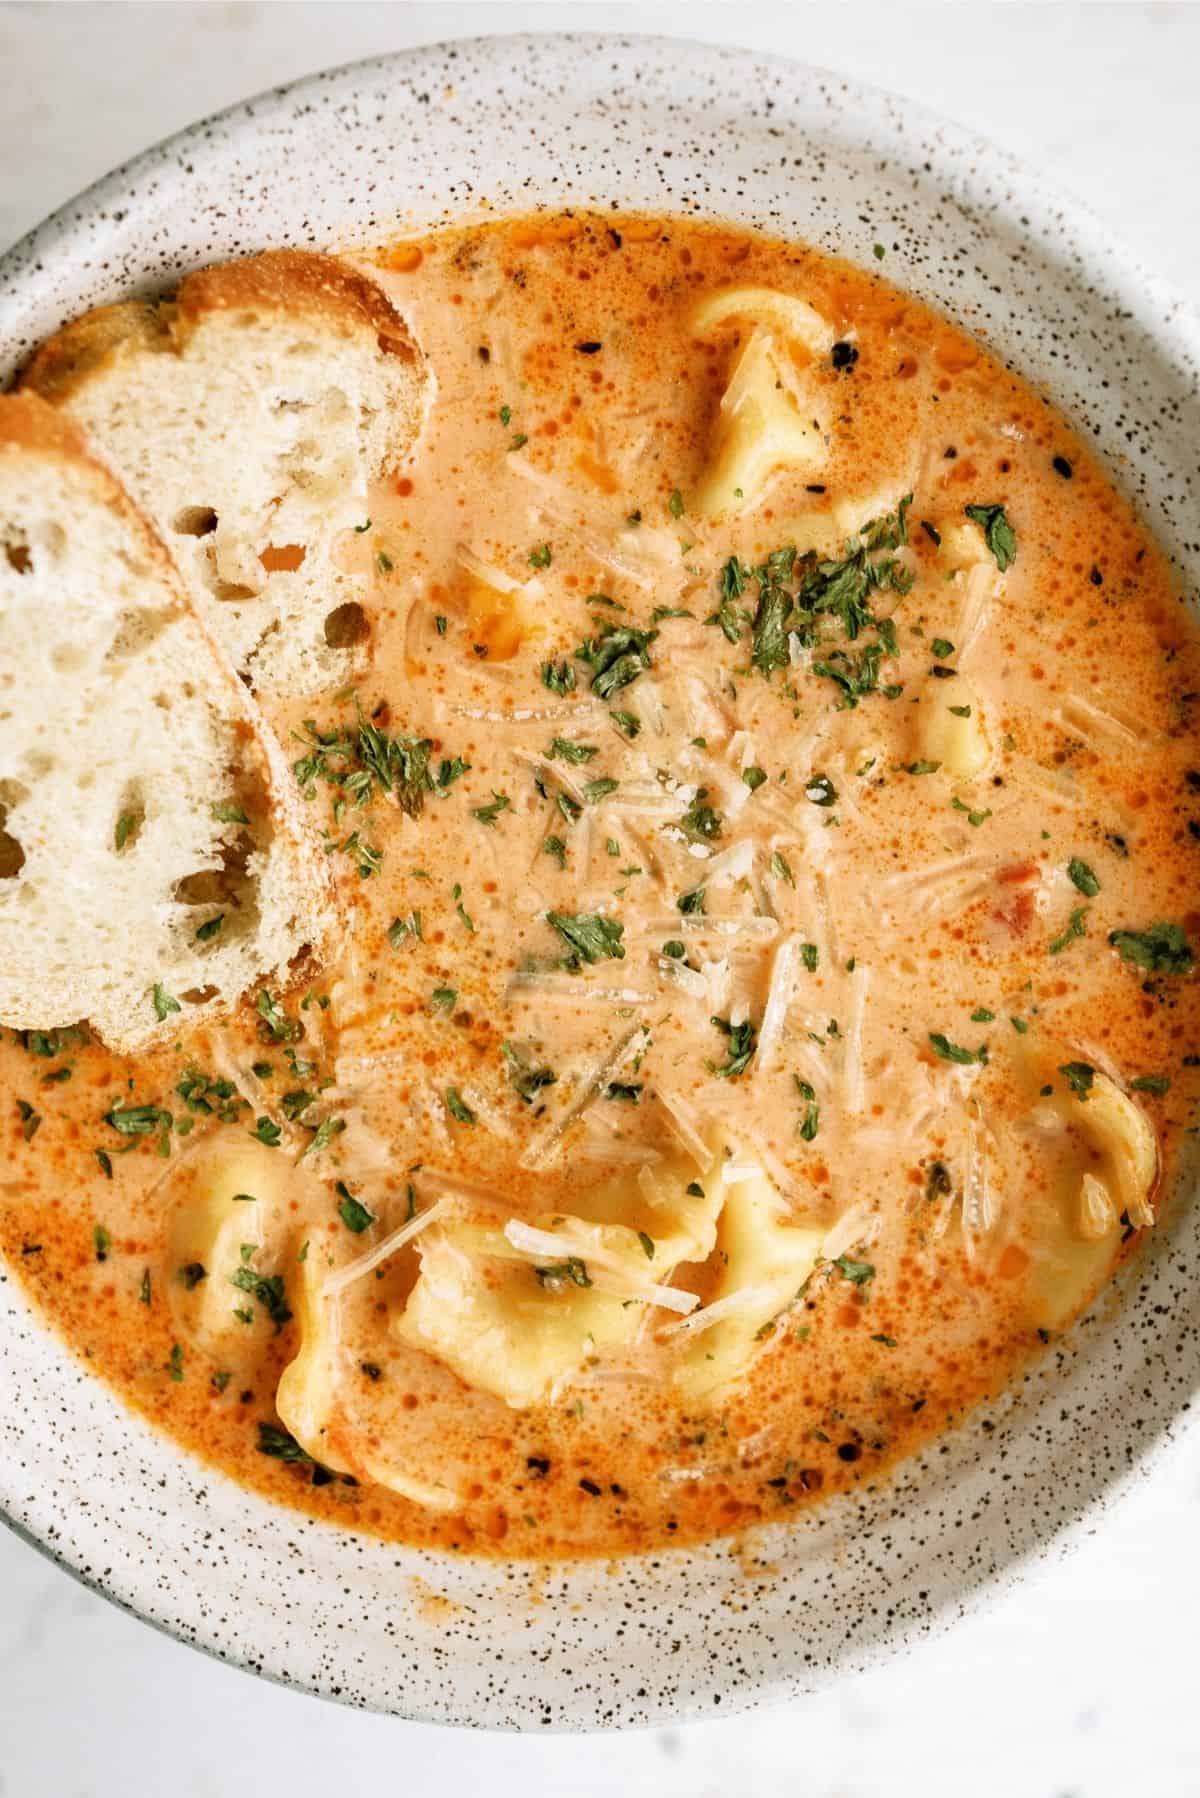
[
  {"x1": 21, "y1": 249, "x2": 431, "y2": 697},
  {"x1": 0, "y1": 392, "x2": 340, "y2": 1054}
]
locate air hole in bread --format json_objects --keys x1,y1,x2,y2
[
  {"x1": 173, "y1": 506, "x2": 218, "y2": 538},
  {"x1": 259, "y1": 543, "x2": 306, "y2": 574},
  {"x1": 174, "y1": 815, "x2": 262, "y2": 922},
  {"x1": 105, "y1": 607, "x2": 174, "y2": 661},
  {"x1": 0, "y1": 806, "x2": 25, "y2": 878},
  {"x1": 324, "y1": 601, "x2": 370, "y2": 648},
  {"x1": 3, "y1": 539, "x2": 32, "y2": 575}
]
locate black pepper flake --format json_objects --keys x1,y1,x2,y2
[
  {"x1": 920, "y1": 520, "x2": 942, "y2": 547},
  {"x1": 930, "y1": 665, "x2": 958, "y2": 679},
  {"x1": 943, "y1": 446, "x2": 958, "y2": 460},
  {"x1": 805, "y1": 483, "x2": 827, "y2": 493},
  {"x1": 836, "y1": 1441, "x2": 862, "y2": 1463},
  {"x1": 579, "y1": 1477, "x2": 602, "y2": 1496},
  {"x1": 1186, "y1": 772, "x2": 1200, "y2": 791},
  {"x1": 477, "y1": 345, "x2": 490, "y2": 363},
  {"x1": 1089, "y1": 566, "x2": 1103, "y2": 586},
  {"x1": 831, "y1": 340, "x2": 859, "y2": 370},
  {"x1": 607, "y1": 228, "x2": 623, "y2": 249},
  {"x1": 526, "y1": 1455, "x2": 551, "y2": 1477},
  {"x1": 1188, "y1": 821, "x2": 1200, "y2": 842},
  {"x1": 1052, "y1": 455, "x2": 1073, "y2": 478},
  {"x1": 576, "y1": 341, "x2": 602, "y2": 355},
  {"x1": 360, "y1": 1361, "x2": 383, "y2": 1381}
]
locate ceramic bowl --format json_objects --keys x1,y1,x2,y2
[{"x1": 2, "y1": 33, "x2": 1198, "y2": 1729}]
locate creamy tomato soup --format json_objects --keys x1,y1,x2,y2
[{"x1": 4, "y1": 214, "x2": 1199, "y2": 1559}]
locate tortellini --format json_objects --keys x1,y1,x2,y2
[
  {"x1": 689, "y1": 286, "x2": 834, "y2": 518},
  {"x1": 275, "y1": 1251, "x2": 350, "y2": 1474},
  {"x1": 1019, "y1": 1061, "x2": 1158, "y2": 1329},
  {"x1": 276, "y1": 1254, "x2": 462, "y2": 1510},
  {"x1": 392, "y1": 1217, "x2": 646, "y2": 1410},
  {"x1": 689, "y1": 285, "x2": 831, "y2": 351},
  {"x1": 673, "y1": 1155, "x2": 824, "y2": 1406},
  {"x1": 168, "y1": 1142, "x2": 276, "y2": 1348},
  {"x1": 393, "y1": 1158, "x2": 723, "y2": 1410},
  {"x1": 916, "y1": 673, "x2": 990, "y2": 778}
]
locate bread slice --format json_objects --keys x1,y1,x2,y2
[
  {"x1": 0, "y1": 393, "x2": 339, "y2": 1054},
  {"x1": 20, "y1": 250, "x2": 430, "y2": 697}
]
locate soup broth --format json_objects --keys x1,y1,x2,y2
[{"x1": 3, "y1": 213, "x2": 1198, "y2": 1558}]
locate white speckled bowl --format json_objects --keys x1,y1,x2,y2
[{"x1": 1, "y1": 34, "x2": 1198, "y2": 1729}]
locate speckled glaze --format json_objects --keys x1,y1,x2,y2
[{"x1": 1, "y1": 34, "x2": 1198, "y2": 1730}]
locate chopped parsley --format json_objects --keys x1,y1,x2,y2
[
  {"x1": 929, "y1": 1032, "x2": 988, "y2": 1065},
  {"x1": 445, "y1": 1087, "x2": 477, "y2": 1125},
  {"x1": 1059, "y1": 1060, "x2": 1096, "y2": 1100},
  {"x1": 1130, "y1": 1073, "x2": 1171, "y2": 1096},
  {"x1": 1108, "y1": 921, "x2": 1194, "y2": 975},
  {"x1": 152, "y1": 982, "x2": 181, "y2": 1021},
  {"x1": 1067, "y1": 857, "x2": 1101, "y2": 897},
  {"x1": 548, "y1": 738, "x2": 598, "y2": 765},
  {"x1": 336, "y1": 1181, "x2": 376, "y2": 1234},
  {"x1": 472, "y1": 791, "x2": 511, "y2": 827},
  {"x1": 541, "y1": 659, "x2": 577, "y2": 696},
  {"x1": 963, "y1": 503, "x2": 1017, "y2": 572},
  {"x1": 832, "y1": 1254, "x2": 875, "y2": 1285},
  {"x1": 770, "y1": 850, "x2": 796, "y2": 887},
  {"x1": 951, "y1": 796, "x2": 992, "y2": 827},
  {"x1": 255, "y1": 988, "x2": 301, "y2": 1044},
  {"x1": 794, "y1": 1076, "x2": 820, "y2": 1141},
  {"x1": 546, "y1": 910, "x2": 626, "y2": 966},
  {"x1": 574, "y1": 620, "x2": 657, "y2": 698},
  {"x1": 502, "y1": 1043, "x2": 558, "y2": 1106},
  {"x1": 1049, "y1": 906, "x2": 1089, "y2": 955},
  {"x1": 680, "y1": 788, "x2": 722, "y2": 841},
  {"x1": 707, "y1": 1015, "x2": 758, "y2": 1079},
  {"x1": 534, "y1": 1257, "x2": 591, "y2": 1291}
]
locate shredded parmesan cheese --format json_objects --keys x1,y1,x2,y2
[{"x1": 323, "y1": 1197, "x2": 451, "y2": 1299}]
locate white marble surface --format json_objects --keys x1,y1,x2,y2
[{"x1": 1, "y1": 4, "x2": 1198, "y2": 1792}]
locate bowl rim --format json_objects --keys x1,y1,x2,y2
[{"x1": 2, "y1": 27, "x2": 1198, "y2": 1728}]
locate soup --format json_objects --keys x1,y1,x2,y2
[{"x1": 3, "y1": 213, "x2": 1198, "y2": 1559}]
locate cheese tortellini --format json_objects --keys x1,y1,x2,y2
[
  {"x1": 916, "y1": 673, "x2": 990, "y2": 778},
  {"x1": 393, "y1": 1158, "x2": 724, "y2": 1410},
  {"x1": 276, "y1": 1253, "x2": 462, "y2": 1510},
  {"x1": 168, "y1": 1142, "x2": 277, "y2": 1348},
  {"x1": 1020, "y1": 1060, "x2": 1158, "y2": 1328},
  {"x1": 673, "y1": 1153, "x2": 824, "y2": 1406},
  {"x1": 688, "y1": 286, "x2": 834, "y2": 518}
]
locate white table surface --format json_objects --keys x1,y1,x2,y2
[{"x1": 1, "y1": 4, "x2": 1198, "y2": 1792}]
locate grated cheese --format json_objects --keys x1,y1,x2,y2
[
  {"x1": 520, "y1": 1024, "x2": 648, "y2": 1169},
  {"x1": 754, "y1": 933, "x2": 803, "y2": 1077},
  {"x1": 659, "y1": 1280, "x2": 780, "y2": 1338},
  {"x1": 841, "y1": 963, "x2": 871, "y2": 1117},
  {"x1": 323, "y1": 1197, "x2": 451, "y2": 1299}
]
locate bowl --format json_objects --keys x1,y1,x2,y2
[{"x1": 2, "y1": 32, "x2": 1198, "y2": 1729}]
